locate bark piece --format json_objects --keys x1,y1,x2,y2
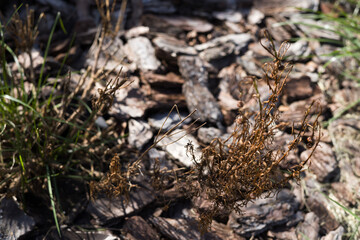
[
  {"x1": 148, "y1": 148, "x2": 176, "y2": 172},
  {"x1": 153, "y1": 35, "x2": 197, "y2": 56},
  {"x1": 86, "y1": 37, "x2": 128, "y2": 73},
  {"x1": 125, "y1": 26, "x2": 150, "y2": 39},
  {"x1": 195, "y1": 33, "x2": 252, "y2": 52},
  {"x1": 148, "y1": 111, "x2": 190, "y2": 132},
  {"x1": 158, "y1": 130, "x2": 201, "y2": 167},
  {"x1": 141, "y1": 14, "x2": 183, "y2": 36},
  {"x1": 228, "y1": 189, "x2": 302, "y2": 237},
  {"x1": 46, "y1": 228, "x2": 119, "y2": 240},
  {"x1": 110, "y1": 77, "x2": 149, "y2": 118},
  {"x1": 197, "y1": 127, "x2": 222, "y2": 144},
  {"x1": 199, "y1": 42, "x2": 236, "y2": 69},
  {"x1": 267, "y1": 229, "x2": 297, "y2": 240},
  {"x1": 296, "y1": 212, "x2": 320, "y2": 240},
  {"x1": 178, "y1": 56, "x2": 209, "y2": 86},
  {"x1": 111, "y1": 96, "x2": 148, "y2": 118},
  {"x1": 304, "y1": 179, "x2": 340, "y2": 232},
  {"x1": 182, "y1": 81, "x2": 223, "y2": 124},
  {"x1": 147, "y1": 90, "x2": 187, "y2": 110},
  {"x1": 0, "y1": 197, "x2": 36, "y2": 239},
  {"x1": 270, "y1": 132, "x2": 301, "y2": 169},
  {"x1": 283, "y1": 76, "x2": 320, "y2": 104},
  {"x1": 321, "y1": 226, "x2": 344, "y2": 240},
  {"x1": 248, "y1": 41, "x2": 273, "y2": 59},
  {"x1": 213, "y1": 11, "x2": 243, "y2": 23},
  {"x1": 128, "y1": 119, "x2": 153, "y2": 150},
  {"x1": 153, "y1": 34, "x2": 197, "y2": 66},
  {"x1": 158, "y1": 15, "x2": 214, "y2": 33},
  {"x1": 153, "y1": 34, "x2": 197, "y2": 70},
  {"x1": 237, "y1": 52, "x2": 262, "y2": 77},
  {"x1": 278, "y1": 94, "x2": 327, "y2": 129},
  {"x1": 265, "y1": 17, "x2": 292, "y2": 42},
  {"x1": 125, "y1": 36, "x2": 160, "y2": 71},
  {"x1": 307, "y1": 193, "x2": 340, "y2": 232},
  {"x1": 211, "y1": 220, "x2": 245, "y2": 240},
  {"x1": 286, "y1": 40, "x2": 311, "y2": 61},
  {"x1": 248, "y1": 8, "x2": 265, "y2": 25},
  {"x1": 123, "y1": 216, "x2": 160, "y2": 240},
  {"x1": 254, "y1": 0, "x2": 319, "y2": 14},
  {"x1": 330, "y1": 182, "x2": 356, "y2": 207},
  {"x1": 86, "y1": 186, "x2": 155, "y2": 225},
  {"x1": 217, "y1": 64, "x2": 247, "y2": 111},
  {"x1": 301, "y1": 142, "x2": 339, "y2": 183},
  {"x1": 142, "y1": 72, "x2": 184, "y2": 89},
  {"x1": 332, "y1": 87, "x2": 360, "y2": 114},
  {"x1": 140, "y1": 70, "x2": 185, "y2": 106},
  {"x1": 178, "y1": 56, "x2": 223, "y2": 124},
  {"x1": 149, "y1": 217, "x2": 221, "y2": 240},
  {"x1": 224, "y1": 21, "x2": 245, "y2": 34}
]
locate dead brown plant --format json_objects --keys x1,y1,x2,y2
[
  {"x1": 90, "y1": 30, "x2": 321, "y2": 233},
  {"x1": 183, "y1": 30, "x2": 321, "y2": 232}
]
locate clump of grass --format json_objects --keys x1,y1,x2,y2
[
  {"x1": 0, "y1": 3, "x2": 128, "y2": 237},
  {"x1": 290, "y1": 1, "x2": 360, "y2": 124},
  {"x1": 294, "y1": 1, "x2": 360, "y2": 80}
]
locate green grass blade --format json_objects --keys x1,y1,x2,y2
[
  {"x1": 56, "y1": 33, "x2": 75, "y2": 78},
  {"x1": 18, "y1": 155, "x2": 26, "y2": 175},
  {"x1": 4, "y1": 4, "x2": 23, "y2": 27},
  {"x1": 350, "y1": 222, "x2": 360, "y2": 240},
  {"x1": 58, "y1": 17, "x2": 67, "y2": 35},
  {"x1": 0, "y1": 123, "x2": 6, "y2": 135},
  {"x1": 323, "y1": 98, "x2": 360, "y2": 128},
  {"x1": 26, "y1": 172, "x2": 59, "y2": 183},
  {"x1": 0, "y1": 41, "x2": 25, "y2": 81},
  {"x1": 77, "y1": 98, "x2": 93, "y2": 114},
  {"x1": 44, "y1": 116, "x2": 95, "y2": 134},
  {"x1": 38, "y1": 12, "x2": 61, "y2": 88},
  {"x1": 46, "y1": 165, "x2": 61, "y2": 237},
  {"x1": 1, "y1": 95, "x2": 41, "y2": 117},
  {"x1": 323, "y1": 193, "x2": 360, "y2": 221}
]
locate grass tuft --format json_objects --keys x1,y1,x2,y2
[{"x1": 0, "y1": 3, "x2": 129, "y2": 236}]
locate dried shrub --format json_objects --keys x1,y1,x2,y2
[{"x1": 184, "y1": 30, "x2": 321, "y2": 231}]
